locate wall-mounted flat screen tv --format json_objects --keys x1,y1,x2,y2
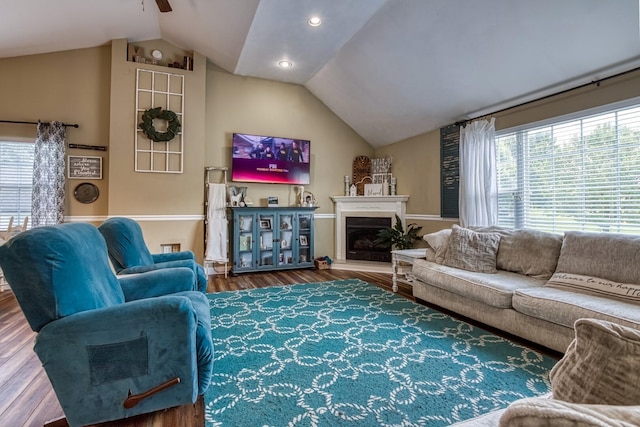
[{"x1": 231, "y1": 133, "x2": 311, "y2": 185}]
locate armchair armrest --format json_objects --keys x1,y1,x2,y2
[
  {"x1": 152, "y1": 250, "x2": 196, "y2": 264},
  {"x1": 119, "y1": 259, "x2": 197, "y2": 275},
  {"x1": 119, "y1": 259, "x2": 207, "y2": 293},
  {"x1": 34, "y1": 296, "x2": 200, "y2": 427},
  {"x1": 117, "y1": 267, "x2": 195, "y2": 301}
]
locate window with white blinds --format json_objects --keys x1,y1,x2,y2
[
  {"x1": 0, "y1": 141, "x2": 34, "y2": 230},
  {"x1": 496, "y1": 99, "x2": 640, "y2": 234}
]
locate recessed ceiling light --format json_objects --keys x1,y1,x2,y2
[
  {"x1": 308, "y1": 16, "x2": 321, "y2": 27},
  {"x1": 278, "y1": 60, "x2": 293, "y2": 69}
]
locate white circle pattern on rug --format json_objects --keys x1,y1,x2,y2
[{"x1": 205, "y1": 279, "x2": 555, "y2": 426}]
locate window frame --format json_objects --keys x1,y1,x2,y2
[
  {"x1": 496, "y1": 96, "x2": 640, "y2": 234},
  {"x1": 0, "y1": 139, "x2": 35, "y2": 230}
]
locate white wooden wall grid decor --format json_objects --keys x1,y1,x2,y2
[{"x1": 135, "y1": 69, "x2": 185, "y2": 173}]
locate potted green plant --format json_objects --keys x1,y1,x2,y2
[{"x1": 375, "y1": 214, "x2": 422, "y2": 250}]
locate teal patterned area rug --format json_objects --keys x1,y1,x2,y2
[{"x1": 205, "y1": 279, "x2": 555, "y2": 426}]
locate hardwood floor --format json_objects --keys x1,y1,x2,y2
[{"x1": 0, "y1": 269, "x2": 405, "y2": 427}]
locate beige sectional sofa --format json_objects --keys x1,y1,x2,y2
[{"x1": 412, "y1": 225, "x2": 640, "y2": 353}]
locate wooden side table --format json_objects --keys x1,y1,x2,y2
[{"x1": 391, "y1": 248, "x2": 426, "y2": 292}]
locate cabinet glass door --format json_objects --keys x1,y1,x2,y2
[
  {"x1": 236, "y1": 213, "x2": 254, "y2": 270},
  {"x1": 257, "y1": 213, "x2": 276, "y2": 269},
  {"x1": 278, "y1": 213, "x2": 294, "y2": 267},
  {"x1": 297, "y1": 213, "x2": 313, "y2": 265}
]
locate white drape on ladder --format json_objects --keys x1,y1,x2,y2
[
  {"x1": 205, "y1": 183, "x2": 228, "y2": 262},
  {"x1": 459, "y1": 118, "x2": 497, "y2": 227}
]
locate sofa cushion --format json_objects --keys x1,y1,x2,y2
[
  {"x1": 472, "y1": 226, "x2": 563, "y2": 279},
  {"x1": 412, "y1": 259, "x2": 546, "y2": 309},
  {"x1": 422, "y1": 228, "x2": 451, "y2": 264},
  {"x1": 499, "y1": 396, "x2": 640, "y2": 426},
  {"x1": 546, "y1": 273, "x2": 640, "y2": 304},
  {"x1": 550, "y1": 318, "x2": 640, "y2": 406},
  {"x1": 512, "y1": 287, "x2": 640, "y2": 330},
  {"x1": 555, "y1": 231, "x2": 640, "y2": 285},
  {"x1": 497, "y1": 229, "x2": 562, "y2": 279},
  {"x1": 443, "y1": 225, "x2": 501, "y2": 273}
]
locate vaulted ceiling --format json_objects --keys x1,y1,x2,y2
[{"x1": 2, "y1": 0, "x2": 639, "y2": 147}]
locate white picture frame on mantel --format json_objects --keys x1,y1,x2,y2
[
  {"x1": 372, "y1": 173, "x2": 392, "y2": 184},
  {"x1": 364, "y1": 183, "x2": 384, "y2": 196}
]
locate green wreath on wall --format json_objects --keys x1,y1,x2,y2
[{"x1": 138, "y1": 107, "x2": 181, "y2": 142}]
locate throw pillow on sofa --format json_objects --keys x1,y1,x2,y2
[
  {"x1": 422, "y1": 228, "x2": 451, "y2": 264},
  {"x1": 550, "y1": 318, "x2": 640, "y2": 406},
  {"x1": 443, "y1": 225, "x2": 501, "y2": 273},
  {"x1": 471, "y1": 226, "x2": 563, "y2": 279},
  {"x1": 545, "y1": 273, "x2": 640, "y2": 304}
]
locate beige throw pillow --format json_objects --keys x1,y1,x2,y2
[
  {"x1": 550, "y1": 318, "x2": 640, "y2": 406},
  {"x1": 423, "y1": 228, "x2": 451, "y2": 264},
  {"x1": 425, "y1": 247, "x2": 437, "y2": 262},
  {"x1": 546, "y1": 273, "x2": 640, "y2": 304},
  {"x1": 471, "y1": 226, "x2": 563, "y2": 279},
  {"x1": 443, "y1": 225, "x2": 501, "y2": 273}
]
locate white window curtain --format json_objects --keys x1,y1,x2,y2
[
  {"x1": 459, "y1": 118, "x2": 497, "y2": 227},
  {"x1": 31, "y1": 121, "x2": 66, "y2": 227}
]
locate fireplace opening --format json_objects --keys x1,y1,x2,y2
[{"x1": 346, "y1": 216, "x2": 392, "y2": 262}]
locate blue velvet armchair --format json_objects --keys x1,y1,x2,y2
[
  {"x1": 98, "y1": 217, "x2": 208, "y2": 293},
  {"x1": 0, "y1": 223, "x2": 213, "y2": 427}
]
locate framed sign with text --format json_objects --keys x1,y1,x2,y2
[{"x1": 68, "y1": 156, "x2": 103, "y2": 179}]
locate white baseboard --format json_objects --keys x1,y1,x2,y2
[{"x1": 330, "y1": 260, "x2": 393, "y2": 274}]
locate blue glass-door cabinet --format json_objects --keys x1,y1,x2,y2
[{"x1": 229, "y1": 207, "x2": 317, "y2": 273}]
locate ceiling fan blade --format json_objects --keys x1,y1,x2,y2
[{"x1": 155, "y1": 0, "x2": 172, "y2": 13}]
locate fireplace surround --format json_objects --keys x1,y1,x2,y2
[{"x1": 331, "y1": 196, "x2": 409, "y2": 264}]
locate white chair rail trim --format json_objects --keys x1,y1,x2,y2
[
  {"x1": 65, "y1": 214, "x2": 453, "y2": 223},
  {"x1": 64, "y1": 215, "x2": 205, "y2": 222}
]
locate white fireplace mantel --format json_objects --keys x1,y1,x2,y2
[{"x1": 331, "y1": 195, "x2": 409, "y2": 262}]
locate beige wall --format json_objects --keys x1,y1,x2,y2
[
  {"x1": 376, "y1": 69, "x2": 640, "y2": 235},
  {"x1": 204, "y1": 64, "x2": 374, "y2": 257},
  {"x1": 107, "y1": 39, "x2": 207, "y2": 259},
  {"x1": 495, "y1": 69, "x2": 640, "y2": 131},
  {"x1": 0, "y1": 46, "x2": 111, "y2": 218}
]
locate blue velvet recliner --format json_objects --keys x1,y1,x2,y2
[
  {"x1": 0, "y1": 223, "x2": 213, "y2": 427},
  {"x1": 98, "y1": 217, "x2": 208, "y2": 293}
]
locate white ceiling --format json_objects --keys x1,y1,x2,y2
[{"x1": 1, "y1": 0, "x2": 639, "y2": 147}]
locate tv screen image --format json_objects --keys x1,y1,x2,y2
[{"x1": 231, "y1": 133, "x2": 311, "y2": 185}]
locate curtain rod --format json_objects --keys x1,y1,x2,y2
[
  {"x1": 0, "y1": 119, "x2": 79, "y2": 128},
  {"x1": 455, "y1": 65, "x2": 640, "y2": 127}
]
